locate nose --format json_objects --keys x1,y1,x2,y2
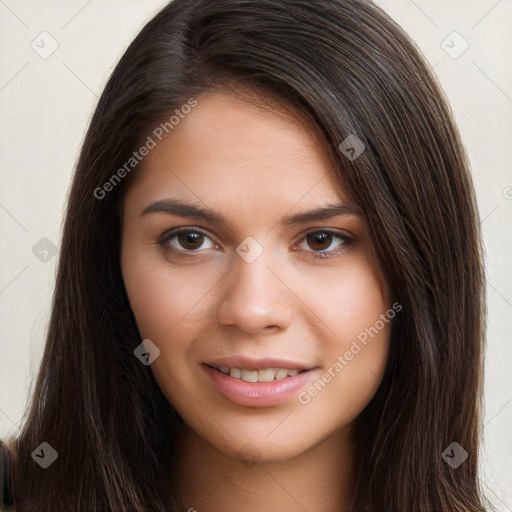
[{"x1": 216, "y1": 249, "x2": 294, "y2": 334}]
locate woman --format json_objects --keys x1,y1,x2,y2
[{"x1": 1, "y1": 0, "x2": 488, "y2": 510}]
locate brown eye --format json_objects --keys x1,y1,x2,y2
[
  {"x1": 157, "y1": 228, "x2": 215, "y2": 253},
  {"x1": 298, "y1": 229, "x2": 352, "y2": 260},
  {"x1": 306, "y1": 231, "x2": 333, "y2": 251},
  {"x1": 176, "y1": 231, "x2": 205, "y2": 250}
]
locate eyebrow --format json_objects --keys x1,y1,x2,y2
[{"x1": 141, "y1": 198, "x2": 363, "y2": 227}]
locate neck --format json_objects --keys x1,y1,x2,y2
[{"x1": 169, "y1": 422, "x2": 356, "y2": 512}]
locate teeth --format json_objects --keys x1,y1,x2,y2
[
  {"x1": 258, "y1": 368, "x2": 275, "y2": 382},
  {"x1": 275, "y1": 368, "x2": 289, "y2": 380},
  {"x1": 229, "y1": 367, "x2": 241, "y2": 378},
  {"x1": 241, "y1": 369, "x2": 258, "y2": 382},
  {"x1": 214, "y1": 365, "x2": 304, "y2": 382}
]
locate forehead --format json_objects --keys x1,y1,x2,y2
[{"x1": 123, "y1": 90, "x2": 348, "y2": 212}]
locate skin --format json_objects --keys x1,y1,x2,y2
[{"x1": 120, "y1": 90, "x2": 392, "y2": 512}]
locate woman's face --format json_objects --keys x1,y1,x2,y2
[{"x1": 120, "y1": 90, "x2": 392, "y2": 463}]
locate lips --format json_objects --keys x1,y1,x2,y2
[
  {"x1": 202, "y1": 361, "x2": 318, "y2": 407},
  {"x1": 201, "y1": 355, "x2": 317, "y2": 406}
]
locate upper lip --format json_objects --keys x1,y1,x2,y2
[{"x1": 204, "y1": 355, "x2": 314, "y2": 371}]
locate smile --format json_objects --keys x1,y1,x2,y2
[{"x1": 201, "y1": 362, "x2": 318, "y2": 407}]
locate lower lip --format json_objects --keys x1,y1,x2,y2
[{"x1": 201, "y1": 364, "x2": 318, "y2": 407}]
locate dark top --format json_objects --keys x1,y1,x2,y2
[{"x1": 0, "y1": 440, "x2": 16, "y2": 511}]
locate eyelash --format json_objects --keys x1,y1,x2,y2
[{"x1": 155, "y1": 227, "x2": 353, "y2": 260}]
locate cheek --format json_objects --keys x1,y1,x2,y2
[
  {"x1": 334, "y1": 267, "x2": 389, "y2": 347},
  {"x1": 292, "y1": 252, "x2": 390, "y2": 347},
  {"x1": 120, "y1": 253, "x2": 213, "y2": 412},
  {"x1": 296, "y1": 259, "x2": 391, "y2": 416},
  {"x1": 121, "y1": 247, "x2": 218, "y2": 341}
]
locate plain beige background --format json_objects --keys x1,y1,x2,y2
[{"x1": 1, "y1": 0, "x2": 511, "y2": 509}]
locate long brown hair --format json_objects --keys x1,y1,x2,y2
[{"x1": 9, "y1": 0, "x2": 488, "y2": 510}]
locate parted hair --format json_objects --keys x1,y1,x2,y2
[{"x1": 10, "y1": 1, "x2": 487, "y2": 510}]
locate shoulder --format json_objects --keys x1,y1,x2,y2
[{"x1": 1, "y1": 439, "x2": 16, "y2": 511}]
